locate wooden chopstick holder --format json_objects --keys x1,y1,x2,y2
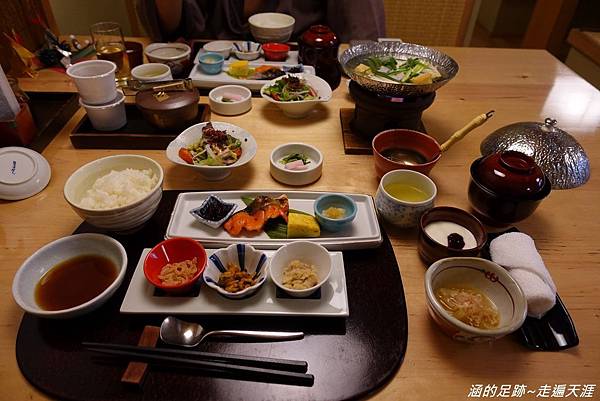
[{"x1": 121, "y1": 325, "x2": 160, "y2": 386}]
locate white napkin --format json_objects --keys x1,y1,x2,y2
[{"x1": 490, "y1": 232, "x2": 556, "y2": 318}]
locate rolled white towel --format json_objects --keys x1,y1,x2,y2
[{"x1": 490, "y1": 232, "x2": 556, "y2": 318}]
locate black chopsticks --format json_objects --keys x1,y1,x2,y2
[{"x1": 84, "y1": 342, "x2": 314, "y2": 386}]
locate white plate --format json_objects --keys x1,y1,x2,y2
[
  {"x1": 165, "y1": 191, "x2": 383, "y2": 250},
  {"x1": 194, "y1": 49, "x2": 300, "y2": 65},
  {"x1": 0, "y1": 147, "x2": 51, "y2": 200},
  {"x1": 189, "y1": 62, "x2": 315, "y2": 90},
  {"x1": 120, "y1": 248, "x2": 349, "y2": 317}
]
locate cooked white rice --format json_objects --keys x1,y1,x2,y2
[{"x1": 79, "y1": 168, "x2": 158, "y2": 210}]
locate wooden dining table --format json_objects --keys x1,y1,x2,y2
[{"x1": 2, "y1": 39, "x2": 600, "y2": 401}]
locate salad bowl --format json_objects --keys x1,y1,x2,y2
[
  {"x1": 261, "y1": 73, "x2": 332, "y2": 118},
  {"x1": 166, "y1": 122, "x2": 257, "y2": 181}
]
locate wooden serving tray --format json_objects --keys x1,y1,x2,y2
[
  {"x1": 16, "y1": 190, "x2": 408, "y2": 401},
  {"x1": 69, "y1": 104, "x2": 210, "y2": 150},
  {"x1": 340, "y1": 108, "x2": 426, "y2": 155}
]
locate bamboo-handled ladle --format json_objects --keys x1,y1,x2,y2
[{"x1": 438, "y1": 110, "x2": 495, "y2": 154}]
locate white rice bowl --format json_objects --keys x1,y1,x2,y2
[{"x1": 64, "y1": 155, "x2": 164, "y2": 232}]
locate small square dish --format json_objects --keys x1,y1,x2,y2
[{"x1": 189, "y1": 195, "x2": 237, "y2": 229}]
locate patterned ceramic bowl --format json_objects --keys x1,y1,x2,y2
[
  {"x1": 425, "y1": 257, "x2": 527, "y2": 343},
  {"x1": 375, "y1": 169, "x2": 436, "y2": 228},
  {"x1": 203, "y1": 244, "x2": 269, "y2": 299}
]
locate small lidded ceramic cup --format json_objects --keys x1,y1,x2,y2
[{"x1": 375, "y1": 169, "x2": 437, "y2": 228}]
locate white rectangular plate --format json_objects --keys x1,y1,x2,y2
[
  {"x1": 188, "y1": 63, "x2": 315, "y2": 90},
  {"x1": 165, "y1": 191, "x2": 382, "y2": 250},
  {"x1": 194, "y1": 49, "x2": 300, "y2": 65},
  {"x1": 120, "y1": 248, "x2": 349, "y2": 317}
]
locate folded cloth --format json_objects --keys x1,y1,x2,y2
[{"x1": 490, "y1": 232, "x2": 556, "y2": 318}]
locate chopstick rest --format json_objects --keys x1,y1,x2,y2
[
  {"x1": 121, "y1": 325, "x2": 160, "y2": 386},
  {"x1": 490, "y1": 232, "x2": 556, "y2": 318}
]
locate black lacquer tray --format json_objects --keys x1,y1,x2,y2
[
  {"x1": 16, "y1": 190, "x2": 408, "y2": 401},
  {"x1": 482, "y1": 228, "x2": 579, "y2": 351}
]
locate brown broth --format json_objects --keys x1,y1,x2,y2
[
  {"x1": 380, "y1": 147, "x2": 428, "y2": 165},
  {"x1": 35, "y1": 255, "x2": 118, "y2": 311}
]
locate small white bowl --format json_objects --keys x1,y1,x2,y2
[
  {"x1": 270, "y1": 142, "x2": 323, "y2": 185},
  {"x1": 0, "y1": 147, "x2": 51, "y2": 201},
  {"x1": 203, "y1": 244, "x2": 269, "y2": 299},
  {"x1": 425, "y1": 257, "x2": 527, "y2": 343},
  {"x1": 208, "y1": 85, "x2": 252, "y2": 116},
  {"x1": 165, "y1": 121, "x2": 257, "y2": 181},
  {"x1": 202, "y1": 40, "x2": 233, "y2": 59},
  {"x1": 80, "y1": 89, "x2": 126, "y2": 131},
  {"x1": 144, "y1": 42, "x2": 191, "y2": 63},
  {"x1": 249, "y1": 13, "x2": 295, "y2": 43},
  {"x1": 261, "y1": 73, "x2": 332, "y2": 118},
  {"x1": 269, "y1": 241, "x2": 332, "y2": 298},
  {"x1": 12, "y1": 233, "x2": 127, "y2": 319},
  {"x1": 63, "y1": 154, "x2": 164, "y2": 232},
  {"x1": 131, "y1": 63, "x2": 173, "y2": 82},
  {"x1": 232, "y1": 41, "x2": 261, "y2": 60}
]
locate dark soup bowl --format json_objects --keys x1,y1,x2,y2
[
  {"x1": 372, "y1": 129, "x2": 441, "y2": 178},
  {"x1": 468, "y1": 151, "x2": 551, "y2": 225}
]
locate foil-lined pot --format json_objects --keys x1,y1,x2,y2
[
  {"x1": 338, "y1": 42, "x2": 458, "y2": 97},
  {"x1": 480, "y1": 118, "x2": 590, "y2": 189}
]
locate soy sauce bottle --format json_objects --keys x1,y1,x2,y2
[{"x1": 298, "y1": 25, "x2": 341, "y2": 90}]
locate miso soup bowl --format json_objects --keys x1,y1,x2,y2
[
  {"x1": 12, "y1": 233, "x2": 128, "y2": 319},
  {"x1": 375, "y1": 169, "x2": 437, "y2": 228},
  {"x1": 425, "y1": 257, "x2": 527, "y2": 343}
]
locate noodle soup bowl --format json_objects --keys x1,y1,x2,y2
[
  {"x1": 425, "y1": 257, "x2": 527, "y2": 343},
  {"x1": 261, "y1": 74, "x2": 332, "y2": 118},
  {"x1": 64, "y1": 154, "x2": 164, "y2": 232},
  {"x1": 203, "y1": 244, "x2": 269, "y2": 299},
  {"x1": 144, "y1": 237, "x2": 207, "y2": 294}
]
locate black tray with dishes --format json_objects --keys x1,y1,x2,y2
[
  {"x1": 15, "y1": 190, "x2": 408, "y2": 401},
  {"x1": 482, "y1": 228, "x2": 579, "y2": 351},
  {"x1": 69, "y1": 104, "x2": 210, "y2": 150}
]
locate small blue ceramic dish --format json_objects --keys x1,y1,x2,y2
[
  {"x1": 198, "y1": 52, "x2": 224, "y2": 75},
  {"x1": 189, "y1": 195, "x2": 237, "y2": 229},
  {"x1": 313, "y1": 194, "x2": 357, "y2": 232},
  {"x1": 203, "y1": 243, "x2": 269, "y2": 299}
]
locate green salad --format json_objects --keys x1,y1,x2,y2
[
  {"x1": 178, "y1": 123, "x2": 242, "y2": 166},
  {"x1": 263, "y1": 75, "x2": 317, "y2": 102}
]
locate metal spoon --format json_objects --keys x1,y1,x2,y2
[{"x1": 159, "y1": 316, "x2": 304, "y2": 347}]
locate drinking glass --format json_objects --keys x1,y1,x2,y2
[{"x1": 90, "y1": 22, "x2": 129, "y2": 80}]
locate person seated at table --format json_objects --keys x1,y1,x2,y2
[{"x1": 136, "y1": 0, "x2": 386, "y2": 42}]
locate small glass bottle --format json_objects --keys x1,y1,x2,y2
[{"x1": 298, "y1": 25, "x2": 341, "y2": 90}]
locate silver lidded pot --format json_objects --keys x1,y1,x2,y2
[{"x1": 480, "y1": 118, "x2": 590, "y2": 189}]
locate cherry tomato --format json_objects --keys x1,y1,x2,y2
[{"x1": 178, "y1": 148, "x2": 194, "y2": 164}]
